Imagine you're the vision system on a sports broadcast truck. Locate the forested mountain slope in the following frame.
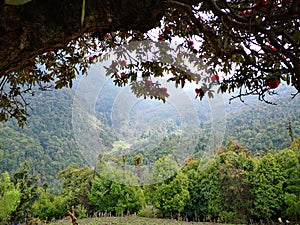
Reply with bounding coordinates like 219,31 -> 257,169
221,86 -> 300,152
0,83 -> 299,186
0,89 -> 88,185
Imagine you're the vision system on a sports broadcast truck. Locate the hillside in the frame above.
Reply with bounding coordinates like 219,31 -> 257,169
0,79 -> 299,187
0,89 -> 92,187
221,85 -> 300,152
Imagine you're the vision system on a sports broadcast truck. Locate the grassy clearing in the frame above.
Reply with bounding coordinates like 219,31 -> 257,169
110,141 -> 131,153
49,216 -> 227,225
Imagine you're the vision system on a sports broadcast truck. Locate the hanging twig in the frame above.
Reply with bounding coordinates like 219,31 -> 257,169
81,0 -> 86,26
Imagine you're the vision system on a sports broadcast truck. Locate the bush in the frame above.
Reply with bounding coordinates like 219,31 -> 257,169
137,205 -> 162,218
32,188 -> 68,220
291,137 -> 300,150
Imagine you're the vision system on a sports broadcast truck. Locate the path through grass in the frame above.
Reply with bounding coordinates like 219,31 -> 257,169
50,216 -> 228,225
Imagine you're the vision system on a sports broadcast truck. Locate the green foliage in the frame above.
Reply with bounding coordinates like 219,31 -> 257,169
89,177 -> 145,215
291,136 -> 300,150
274,148 -> 300,220
144,156 -> 180,213
75,204 -> 88,219
149,171 -> 189,218
32,187 -> 68,220
0,172 -> 20,224
10,163 -> 39,223
0,136 -> 299,223
0,89 -> 98,187
146,145 -> 300,223
1,1 -> 299,126
181,160 -> 208,221
246,148 -> 300,221
137,205 -> 162,218
283,193 -> 300,218
217,151 -> 254,223
249,153 -> 285,219
89,161 -> 145,215
1,86 -> 299,191
220,96 -> 300,153
58,164 -> 94,211
146,156 -> 179,185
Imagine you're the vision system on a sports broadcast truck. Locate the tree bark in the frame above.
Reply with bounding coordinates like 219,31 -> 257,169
0,0 -> 165,75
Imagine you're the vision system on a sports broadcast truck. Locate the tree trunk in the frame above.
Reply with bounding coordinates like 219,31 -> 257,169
0,0 -> 164,75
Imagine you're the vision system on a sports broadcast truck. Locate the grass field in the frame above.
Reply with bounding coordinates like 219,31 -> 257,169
49,216 -> 226,225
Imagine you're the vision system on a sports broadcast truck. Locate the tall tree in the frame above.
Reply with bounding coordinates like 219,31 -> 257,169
10,163 -> 39,224
0,0 -> 299,126
147,171 -> 190,218
274,148 -> 300,220
31,187 -> 69,220
0,172 -> 20,224
89,166 -> 145,215
58,164 -> 95,213
249,153 -> 285,220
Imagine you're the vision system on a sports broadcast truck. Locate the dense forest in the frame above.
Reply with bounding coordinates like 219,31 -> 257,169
0,89 -> 87,188
0,82 -> 299,187
222,86 -> 300,152
1,138 -> 299,224
0,80 -> 300,224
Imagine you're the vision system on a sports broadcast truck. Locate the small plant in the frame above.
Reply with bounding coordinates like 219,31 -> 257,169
75,205 -> 87,219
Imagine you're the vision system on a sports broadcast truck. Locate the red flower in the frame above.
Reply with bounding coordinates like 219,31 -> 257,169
267,44 -> 277,51
165,27 -> 171,33
242,9 -> 252,15
195,88 -> 205,96
158,35 -> 165,41
261,0 -> 270,6
105,33 -> 111,39
89,55 -> 94,61
119,60 -> 126,67
211,74 -> 220,82
187,40 -> 194,47
267,78 -> 280,89
120,73 -> 126,79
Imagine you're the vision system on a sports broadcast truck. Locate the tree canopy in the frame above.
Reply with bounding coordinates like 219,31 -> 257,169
0,0 -> 299,126
3,139 -> 300,224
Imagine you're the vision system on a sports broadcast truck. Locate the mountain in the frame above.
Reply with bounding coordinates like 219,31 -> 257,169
222,87 -> 300,152
0,75 -> 299,189
0,89 -> 89,188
